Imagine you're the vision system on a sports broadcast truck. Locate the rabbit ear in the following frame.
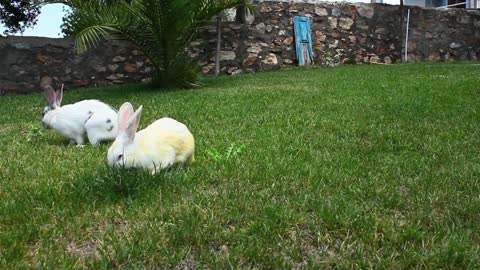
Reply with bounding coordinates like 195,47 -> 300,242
124,105 -> 143,141
45,87 -> 57,109
54,84 -> 64,107
118,102 -> 135,132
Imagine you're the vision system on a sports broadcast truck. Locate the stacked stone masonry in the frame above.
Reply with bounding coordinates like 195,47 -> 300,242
1,0 -> 479,94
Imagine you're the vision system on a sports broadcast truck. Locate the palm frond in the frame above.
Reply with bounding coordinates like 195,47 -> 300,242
74,25 -> 117,53
64,0 -> 250,88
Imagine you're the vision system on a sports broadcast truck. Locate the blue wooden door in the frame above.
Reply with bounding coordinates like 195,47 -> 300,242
294,16 -> 314,65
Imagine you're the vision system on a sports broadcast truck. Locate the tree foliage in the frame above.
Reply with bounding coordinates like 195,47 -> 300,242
0,0 -> 41,35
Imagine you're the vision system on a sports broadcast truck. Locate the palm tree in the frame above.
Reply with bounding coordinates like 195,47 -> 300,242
49,0 -> 251,88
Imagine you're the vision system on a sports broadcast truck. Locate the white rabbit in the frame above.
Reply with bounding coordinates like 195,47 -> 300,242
107,102 -> 195,173
41,84 -> 119,145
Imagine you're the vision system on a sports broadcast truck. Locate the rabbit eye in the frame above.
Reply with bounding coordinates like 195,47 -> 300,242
41,107 -> 49,117
117,154 -> 123,161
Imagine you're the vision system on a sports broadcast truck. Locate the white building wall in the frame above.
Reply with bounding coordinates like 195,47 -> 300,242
267,0 -> 479,7
404,0 -> 426,6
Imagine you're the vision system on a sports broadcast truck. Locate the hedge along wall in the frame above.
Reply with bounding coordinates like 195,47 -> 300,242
1,0 -> 479,95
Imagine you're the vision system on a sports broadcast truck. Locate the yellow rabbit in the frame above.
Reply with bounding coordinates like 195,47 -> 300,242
107,102 -> 194,174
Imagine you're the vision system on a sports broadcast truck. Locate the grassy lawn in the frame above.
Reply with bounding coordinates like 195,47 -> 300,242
1,62 -> 479,268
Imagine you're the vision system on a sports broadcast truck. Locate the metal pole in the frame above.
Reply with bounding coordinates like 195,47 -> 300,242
215,13 -> 222,76
405,9 -> 410,63
400,0 -> 405,62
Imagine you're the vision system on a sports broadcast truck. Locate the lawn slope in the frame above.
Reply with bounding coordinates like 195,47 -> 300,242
0,63 -> 479,268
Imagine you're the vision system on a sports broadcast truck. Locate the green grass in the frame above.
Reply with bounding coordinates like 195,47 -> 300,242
1,62 -> 480,269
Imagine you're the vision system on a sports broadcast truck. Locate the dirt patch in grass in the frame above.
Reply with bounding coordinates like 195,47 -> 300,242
175,256 -> 197,270
66,240 -> 100,260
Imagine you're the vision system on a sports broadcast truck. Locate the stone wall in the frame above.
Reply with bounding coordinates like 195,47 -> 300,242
190,1 -> 480,75
1,0 -> 479,94
0,37 -> 151,94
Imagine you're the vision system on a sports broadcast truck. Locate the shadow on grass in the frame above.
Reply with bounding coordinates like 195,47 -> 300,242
68,165 -> 191,203
65,83 -> 199,100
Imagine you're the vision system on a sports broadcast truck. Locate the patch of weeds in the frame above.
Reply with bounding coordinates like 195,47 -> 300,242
320,51 -> 341,67
206,143 -> 245,163
25,123 -> 45,143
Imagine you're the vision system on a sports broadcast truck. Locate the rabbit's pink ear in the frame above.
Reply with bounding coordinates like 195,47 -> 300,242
118,102 -> 135,132
45,87 -> 57,108
124,105 -> 143,141
54,84 -> 64,107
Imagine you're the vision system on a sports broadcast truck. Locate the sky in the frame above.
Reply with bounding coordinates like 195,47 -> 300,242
0,1 -> 400,38
0,4 -> 68,38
